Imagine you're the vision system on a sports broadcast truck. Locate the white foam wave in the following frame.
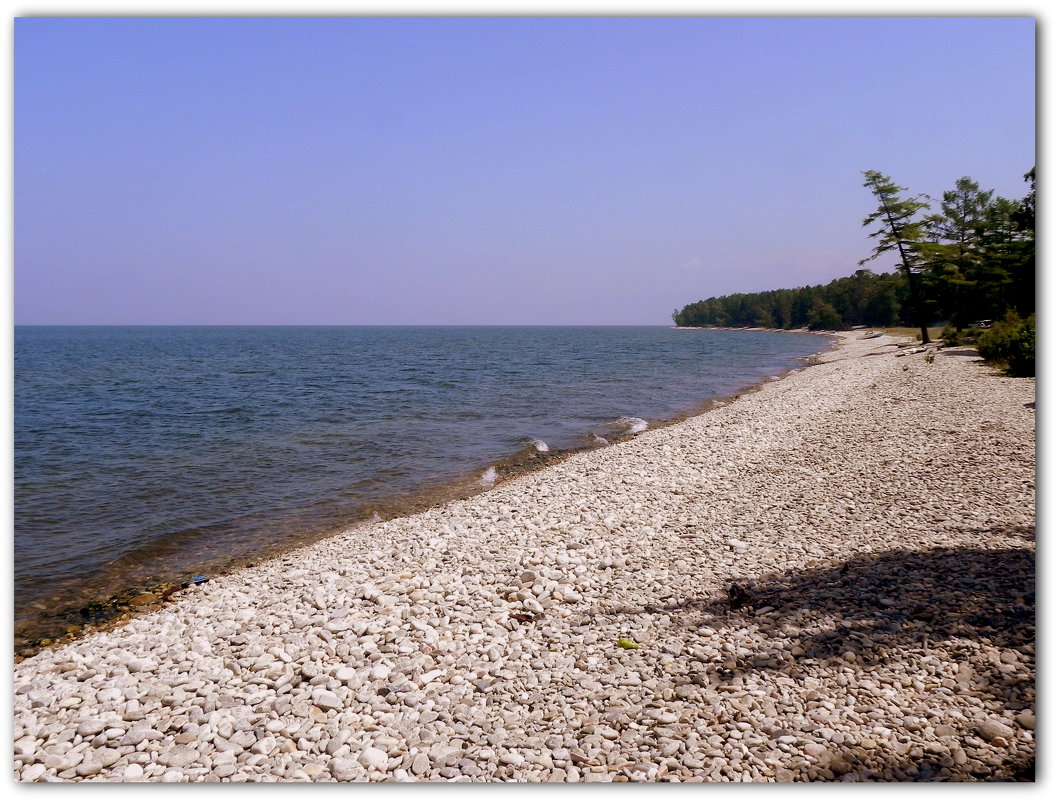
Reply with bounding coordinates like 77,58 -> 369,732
530,438 -> 549,453
479,466 -> 498,487
589,433 -> 609,446
617,416 -> 648,434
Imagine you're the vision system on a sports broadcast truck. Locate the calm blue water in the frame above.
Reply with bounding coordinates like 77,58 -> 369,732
14,326 -> 824,638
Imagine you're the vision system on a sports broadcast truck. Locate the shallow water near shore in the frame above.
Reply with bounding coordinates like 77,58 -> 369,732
14,325 -> 824,645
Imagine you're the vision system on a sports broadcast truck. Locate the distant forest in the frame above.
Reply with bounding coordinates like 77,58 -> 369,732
673,169 -> 1035,332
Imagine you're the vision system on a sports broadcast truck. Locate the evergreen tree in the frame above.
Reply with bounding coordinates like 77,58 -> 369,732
921,177 -> 993,329
1008,167 -> 1036,316
860,170 -> 932,343
673,166 -> 1033,336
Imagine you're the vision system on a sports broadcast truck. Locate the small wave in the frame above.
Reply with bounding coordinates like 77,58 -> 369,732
478,466 -> 498,487
588,433 -> 609,446
616,416 -> 648,435
530,438 -> 549,453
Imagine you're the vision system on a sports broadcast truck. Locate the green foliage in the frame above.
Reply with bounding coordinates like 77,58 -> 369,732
673,166 -> 1035,347
938,325 -> 962,346
860,170 -> 934,342
977,313 -> 1035,377
807,299 -> 843,330
1012,167 -> 1035,235
859,171 -> 931,270
672,269 -> 905,330
919,170 -> 1035,327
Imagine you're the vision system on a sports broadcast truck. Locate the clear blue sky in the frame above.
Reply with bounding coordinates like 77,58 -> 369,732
14,16 -> 1035,325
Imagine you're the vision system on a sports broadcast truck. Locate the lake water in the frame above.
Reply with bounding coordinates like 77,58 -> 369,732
14,325 -> 825,646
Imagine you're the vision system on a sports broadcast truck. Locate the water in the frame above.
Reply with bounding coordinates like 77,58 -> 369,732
14,325 -> 825,643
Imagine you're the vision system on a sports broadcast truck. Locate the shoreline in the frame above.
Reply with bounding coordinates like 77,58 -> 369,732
15,328 -> 836,656
14,332 -> 1035,782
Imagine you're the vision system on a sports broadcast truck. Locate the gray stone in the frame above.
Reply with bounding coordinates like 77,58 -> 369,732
76,718 -> 107,737
45,751 -> 83,771
98,748 -> 122,768
411,752 -> 431,776
120,727 -> 160,747
122,763 -> 144,781
313,690 -> 343,711
975,719 -> 1015,743
160,746 -> 201,768
803,743 -> 829,759
13,735 -> 38,757
329,757 -> 361,781
1015,711 -> 1035,730
75,759 -> 104,777
21,763 -> 47,781
358,746 -> 389,771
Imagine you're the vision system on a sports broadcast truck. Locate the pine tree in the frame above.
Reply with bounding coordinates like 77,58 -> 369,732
860,170 -> 932,343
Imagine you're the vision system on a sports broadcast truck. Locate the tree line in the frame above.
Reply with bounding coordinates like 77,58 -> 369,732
672,168 -> 1035,336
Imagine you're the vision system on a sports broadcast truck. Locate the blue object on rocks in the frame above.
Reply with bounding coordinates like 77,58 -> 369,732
191,576 -> 208,584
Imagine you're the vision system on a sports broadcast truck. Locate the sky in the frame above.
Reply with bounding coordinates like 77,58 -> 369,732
13,13 -> 1036,325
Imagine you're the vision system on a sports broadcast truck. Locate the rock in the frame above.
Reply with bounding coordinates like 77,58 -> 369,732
121,727 -> 161,747
22,763 -> 47,781
329,757 -> 361,781
358,747 -> 389,771
313,690 -> 343,711
584,771 -> 612,782
411,752 -> 431,776
160,746 -> 201,768
334,667 -> 357,683
98,748 -> 122,767
1015,711 -> 1035,730
803,743 -> 829,759
45,751 -> 82,771
123,763 -> 144,781
13,735 -> 38,757
975,719 -> 1015,743
76,718 -> 107,737
75,759 -> 104,777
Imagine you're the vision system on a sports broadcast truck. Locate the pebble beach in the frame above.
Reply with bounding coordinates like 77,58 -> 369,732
12,331 -> 1036,782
